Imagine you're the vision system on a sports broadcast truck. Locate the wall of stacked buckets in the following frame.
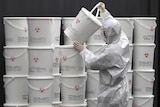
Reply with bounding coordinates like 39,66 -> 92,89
2,7 -> 157,107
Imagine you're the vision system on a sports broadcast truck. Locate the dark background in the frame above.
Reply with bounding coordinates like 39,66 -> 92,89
0,0 -> 159,107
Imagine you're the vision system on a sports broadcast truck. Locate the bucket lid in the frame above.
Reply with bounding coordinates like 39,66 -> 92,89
61,102 -> 87,107
52,73 -> 61,76
87,98 -> 98,101
3,75 -> 28,78
3,46 -> 28,49
133,95 -> 154,98
28,46 -> 54,49
61,72 -> 86,78
133,43 -> 156,47
133,17 -> 156,20
133,69 -> 155,72
52,101 -> 62,104
27,76 -> 53,80
81,7 -> 102,27
3,17 -> 27,20
87,70 -> 99,73
27,17 -> 61,20
3,103 -> 28,106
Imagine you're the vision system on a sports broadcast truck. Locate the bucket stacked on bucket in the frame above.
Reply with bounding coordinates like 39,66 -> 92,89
27,17 -> 62,107
116,18 -> 134,107
59,45 -> 87,107
3,17 -> 29,107
132,17 -> 157,107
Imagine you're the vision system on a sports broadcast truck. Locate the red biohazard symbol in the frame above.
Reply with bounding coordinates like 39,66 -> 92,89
150,26 -> 154,31
74,85 -> 80,90
10,56 -> 16,61
75,19 -> 80,24
39,88 -> 45,93
35,27 -> 40,32
144,53 -> 149,58
24,27 -> 28,32
62,56 -> 67,61
55,57 -> 59,63
128,80 -> 132,84
34,57 -> 39,62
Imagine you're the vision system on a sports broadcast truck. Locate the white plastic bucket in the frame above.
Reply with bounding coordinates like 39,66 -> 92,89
87,98 -> 98,107
60,45 -> 85,75
86,70 -> 99,98
129,44 -> 133,70
27,76 -> 53,107
87,17 -> 106,45
61,103 -> 87,107
133,70 -> 155,96
52,74 -> 61,102
62,17 -> 75,45
3,46 -> 28,75
133,95 -> 154,107
64,4 -> 102,43
133,44 -> 155,70
134,17 -> 157,43
127,96 -> 133,107
28,47 -> 54,77
116,18 -> 134,44
27,17 -> 61,46
60,73 -> 87,104
3,103 -> 28,107
52,46 -> 60,74
3,75 -> 28,104
52,101 -> 62,107
127,70 -> 133,97
3,17 -> 28,46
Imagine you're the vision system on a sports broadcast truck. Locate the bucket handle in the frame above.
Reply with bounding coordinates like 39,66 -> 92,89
3,19 -> 27,31
88,72 -> 99,81
134,19 -> 157,31
90,3 -> 101,17
135,96 -> 153,106
135,72 -> 155,83
60,77 -> 87,90
61,51 -> 79,60
3,49 -> 27,59
27,81 -> 53,92
125,19 -> 134,29
3,76 -> 15,87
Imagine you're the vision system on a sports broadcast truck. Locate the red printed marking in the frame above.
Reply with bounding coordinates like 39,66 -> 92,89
34,57 -> 39,62
35,27 -> 40,32
128,80 -> 132,84
10,56 -> 16,61
55,57 -> 59,63
150,26 -> 154,31
144,53 -> 149,58
75,19 -> 80,24
39,88 -> 45,93
63,56 -> 67,61
151,78 -> 155,83
24,27 -> 28,32
74,85 -> 80,90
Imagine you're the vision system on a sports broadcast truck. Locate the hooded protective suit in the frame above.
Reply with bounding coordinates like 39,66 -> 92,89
80,10 -> 130,107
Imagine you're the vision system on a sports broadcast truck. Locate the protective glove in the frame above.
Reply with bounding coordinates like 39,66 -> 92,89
97,2 -> 106,13
73,41 -> 84,52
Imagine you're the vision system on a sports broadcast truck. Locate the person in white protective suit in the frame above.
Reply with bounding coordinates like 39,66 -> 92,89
73,2 -> 130,107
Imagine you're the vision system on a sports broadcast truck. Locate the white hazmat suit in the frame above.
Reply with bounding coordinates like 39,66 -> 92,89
73,3 -> 130,107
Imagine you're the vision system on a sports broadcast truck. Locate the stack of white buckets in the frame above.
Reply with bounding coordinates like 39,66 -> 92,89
132,17 -> 156,107
3,17 -> 29,107
3,16 -> 157,107
3,17 -> 62,107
